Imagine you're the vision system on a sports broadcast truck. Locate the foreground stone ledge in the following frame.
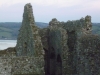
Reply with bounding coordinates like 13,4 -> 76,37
0,56 -> 44,75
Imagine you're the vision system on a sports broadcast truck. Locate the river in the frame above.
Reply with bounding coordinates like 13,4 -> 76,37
0,40 -> 17,50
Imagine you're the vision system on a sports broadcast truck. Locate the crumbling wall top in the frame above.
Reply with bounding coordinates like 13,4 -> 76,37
23,3 -> 35,23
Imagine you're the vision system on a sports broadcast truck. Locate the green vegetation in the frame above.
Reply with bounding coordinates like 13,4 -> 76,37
0,27 -> 12,32
0,32 -> 12,37
92,23 -> 100,35
0,22 -> 99,40
0,22 -> 48,39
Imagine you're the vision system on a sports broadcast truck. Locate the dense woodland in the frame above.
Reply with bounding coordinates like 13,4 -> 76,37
0,22 -> 99,40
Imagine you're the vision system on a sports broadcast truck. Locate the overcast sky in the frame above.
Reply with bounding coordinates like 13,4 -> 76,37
0,0 -> 100,23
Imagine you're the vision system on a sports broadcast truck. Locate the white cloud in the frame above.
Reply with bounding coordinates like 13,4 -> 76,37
0,0 -> 94,7
1,0 -> 100,8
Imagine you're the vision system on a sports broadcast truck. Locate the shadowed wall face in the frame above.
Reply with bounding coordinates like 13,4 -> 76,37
48,28 -> 62,75
67,30 -> 77,74
41,16 -> 92,75
77,35 -> 100,75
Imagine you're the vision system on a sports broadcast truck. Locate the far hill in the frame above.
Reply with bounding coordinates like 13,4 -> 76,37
0,22 -> 100,40
0,22 -> 48,40
92,23 -> 100,34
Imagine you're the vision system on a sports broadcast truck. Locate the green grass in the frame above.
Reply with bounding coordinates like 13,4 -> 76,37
0,32 -> 12,38
0,27 -> 13,32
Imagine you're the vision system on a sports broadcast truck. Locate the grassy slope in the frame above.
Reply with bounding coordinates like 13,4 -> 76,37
0,26 -> 13,39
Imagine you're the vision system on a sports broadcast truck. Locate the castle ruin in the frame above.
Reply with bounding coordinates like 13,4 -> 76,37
0,3 -> 100,75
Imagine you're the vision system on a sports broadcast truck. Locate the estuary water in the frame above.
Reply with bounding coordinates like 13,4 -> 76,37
0,40 -> 17,50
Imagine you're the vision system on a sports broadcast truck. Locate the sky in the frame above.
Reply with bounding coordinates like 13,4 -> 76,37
0,0 -> 100,23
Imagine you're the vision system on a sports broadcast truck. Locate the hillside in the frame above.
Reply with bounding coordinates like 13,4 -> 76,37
92,23 -> 100,35
0,22 -> 48,39
0,22 -> 100,40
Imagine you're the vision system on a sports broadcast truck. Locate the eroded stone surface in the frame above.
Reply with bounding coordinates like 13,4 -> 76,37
16,3 -> 44,57
0,3 -> 100,75
0,3 -> 44,75
0,57 -> 12,75
39,16 -> 94,75
77,35 -> 100,75
0,47 -> 16,57
12,56 -> 44,75
15,3 -> 44,75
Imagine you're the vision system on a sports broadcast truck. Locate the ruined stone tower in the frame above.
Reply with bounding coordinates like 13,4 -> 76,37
16,3 -> 44,57
0,3 -> 100,75
15,3 -> 44,75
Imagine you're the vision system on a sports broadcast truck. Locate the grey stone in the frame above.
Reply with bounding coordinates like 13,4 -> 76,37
16,3 -> 44,57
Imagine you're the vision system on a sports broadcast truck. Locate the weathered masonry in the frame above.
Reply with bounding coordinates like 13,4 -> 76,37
39,16 -> 93,75
0,3 -> 100,75
0,3 -> 44,75
15,3 -> 44,75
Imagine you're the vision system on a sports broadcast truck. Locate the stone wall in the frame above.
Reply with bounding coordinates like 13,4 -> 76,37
39,16 -> 92,75
63,15 -> 92,35
63,15 -> 92,75
16,3 -> 44,57
15,3 -> 44,75
0,2 -> 100,75
12,56 -> 44,75
0,3 -> 44,75
0,56 -> 44,75
0,47 -> 16,75
39,18 -> 68,75
0,57 -> 12,75
76,35 -> 100,75
0,47 -> 16,57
